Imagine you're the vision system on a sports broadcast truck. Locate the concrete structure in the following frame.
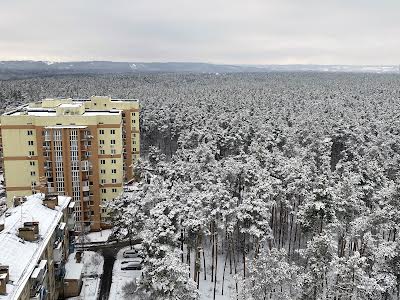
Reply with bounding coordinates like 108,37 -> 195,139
63,259 -> 83,298
0,194 -> 74,300
0,96 -> 140,231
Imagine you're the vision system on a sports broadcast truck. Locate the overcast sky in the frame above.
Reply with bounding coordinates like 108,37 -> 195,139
0,0 -> 399,65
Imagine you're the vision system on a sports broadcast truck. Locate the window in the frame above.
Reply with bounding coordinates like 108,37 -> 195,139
27,130 -> 33,135
30,171 -> 36,176
133,148 -> 137,152
111,159 -> 116,164
133,119 -> 136,124
112,188 -> 117,193
29,151 -> 35,156
101,188 -> 106,193
100,149 -> 105,155
99,129 -> 104,134
91,210 -> 95,215
112,178 -> 117,183
30,161 -> 35,166
100,140 -> 105,145
111,169 -> 116,174
110,129 -> 115,134
101,179 -> 106,184
102,208 -> 107,213
100,159 -> 105,164
133,140 -> 136,144
111,149 -> 116,155
101,169 -> 106,174
110,139 -> 116,145
28,141 -> 34,146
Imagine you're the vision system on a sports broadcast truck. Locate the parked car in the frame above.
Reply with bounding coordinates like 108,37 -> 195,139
122,249 -> 142,258
121,261 -> 142,270
121,258 -> 143,264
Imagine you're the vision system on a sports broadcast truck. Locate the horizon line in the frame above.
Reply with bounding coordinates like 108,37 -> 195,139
0,60 -> 399,67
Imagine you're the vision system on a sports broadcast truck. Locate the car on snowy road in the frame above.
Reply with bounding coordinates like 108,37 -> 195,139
121,261 -> 142,270
122,249 -> 143,258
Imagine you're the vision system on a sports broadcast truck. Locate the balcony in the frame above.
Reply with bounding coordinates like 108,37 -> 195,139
82,181 -> 90,192
67,214 -> 75,231
44,134 -> 51,141
30,260 -> 48,298
54,262 -> 66,281
53,240 -> 63,263
81,161 -> 91,172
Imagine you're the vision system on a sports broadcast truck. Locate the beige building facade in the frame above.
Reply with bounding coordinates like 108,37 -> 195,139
0,96 -> 140,231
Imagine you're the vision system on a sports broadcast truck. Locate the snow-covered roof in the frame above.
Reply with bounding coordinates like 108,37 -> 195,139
0,194 -> 71,300
59,103 -> 83,108
45,125 -> 88,129
64,262 -> 83,280
7,109 -> 121,117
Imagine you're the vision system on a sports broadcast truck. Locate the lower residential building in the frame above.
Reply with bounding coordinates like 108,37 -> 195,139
0,193 -> 75,300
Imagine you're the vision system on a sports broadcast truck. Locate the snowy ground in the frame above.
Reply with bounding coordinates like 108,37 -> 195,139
67,251 -> 104,300
109,245 -> 239,300
192,249 -> 237,300
109,246 -> 142,300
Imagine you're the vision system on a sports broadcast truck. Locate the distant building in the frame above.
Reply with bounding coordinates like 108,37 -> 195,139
0,194 -> 74,300
0,96 -> 140,231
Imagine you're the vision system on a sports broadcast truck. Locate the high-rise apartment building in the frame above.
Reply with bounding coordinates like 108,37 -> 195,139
0,96 -> 140,231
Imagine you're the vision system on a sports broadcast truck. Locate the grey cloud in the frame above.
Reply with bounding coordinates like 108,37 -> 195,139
0,0 -> 399,64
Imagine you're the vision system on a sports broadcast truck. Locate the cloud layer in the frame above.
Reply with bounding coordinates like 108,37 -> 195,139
0,0 -> 399,64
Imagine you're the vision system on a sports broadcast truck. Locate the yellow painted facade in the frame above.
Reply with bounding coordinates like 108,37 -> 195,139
0,96 -> 140,231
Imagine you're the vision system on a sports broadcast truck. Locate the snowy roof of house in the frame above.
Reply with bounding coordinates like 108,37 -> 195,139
6,109 -> 121,117
59,103 -> 83,108
0,194 -> 71,300
64,262 -> 83,280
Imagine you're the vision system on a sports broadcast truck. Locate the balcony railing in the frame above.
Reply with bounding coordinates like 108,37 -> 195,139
82,181 -> 90,191
81,161 -> 91,171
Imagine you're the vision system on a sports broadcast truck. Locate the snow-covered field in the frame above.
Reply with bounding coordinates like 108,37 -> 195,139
67,251 -> 104,300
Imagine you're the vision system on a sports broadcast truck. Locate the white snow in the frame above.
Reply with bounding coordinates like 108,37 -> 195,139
109,246 -> 142,300
65,259 -> 84,280
108,245 -> 237,299
187,247 -> 237,300
85,229 -> 112,243
66,251 -> 104,300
